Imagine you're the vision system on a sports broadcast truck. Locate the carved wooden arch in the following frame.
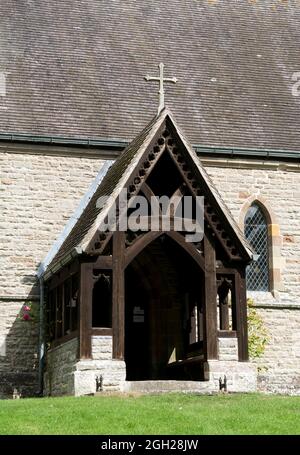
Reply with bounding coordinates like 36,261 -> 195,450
238,195 -> 283,294
124,230 -> 205,271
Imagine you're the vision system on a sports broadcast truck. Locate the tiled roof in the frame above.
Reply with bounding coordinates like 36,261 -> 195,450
0,1 -> 300,150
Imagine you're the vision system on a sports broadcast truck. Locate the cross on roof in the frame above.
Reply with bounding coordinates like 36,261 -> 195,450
144,63 -> 177,114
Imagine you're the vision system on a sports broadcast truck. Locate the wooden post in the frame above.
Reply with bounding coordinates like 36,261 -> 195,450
61,282 -> 65,337
112,231 -> 125,359
79,262 -> 93,359
54,287 -> 58,340
233,267 -> 249,361
203,234 -> 218,360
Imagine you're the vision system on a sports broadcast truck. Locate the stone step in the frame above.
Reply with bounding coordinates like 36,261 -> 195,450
121,380 -> 217,394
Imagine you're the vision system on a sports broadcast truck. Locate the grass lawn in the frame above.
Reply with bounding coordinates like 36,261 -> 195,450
0,393 -> 299,435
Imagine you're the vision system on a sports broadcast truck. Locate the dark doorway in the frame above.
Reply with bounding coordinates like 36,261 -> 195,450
125,234 -> 205,381
125,265 -> 150,380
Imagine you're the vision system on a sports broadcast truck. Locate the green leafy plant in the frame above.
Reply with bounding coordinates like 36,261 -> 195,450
247,298 -> 269,360
17,301 -> 38,322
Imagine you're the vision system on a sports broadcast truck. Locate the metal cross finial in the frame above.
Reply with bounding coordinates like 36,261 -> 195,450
144,63 -> 177,114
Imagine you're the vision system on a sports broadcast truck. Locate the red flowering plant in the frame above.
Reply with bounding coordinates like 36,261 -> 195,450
18,302 -> 37,322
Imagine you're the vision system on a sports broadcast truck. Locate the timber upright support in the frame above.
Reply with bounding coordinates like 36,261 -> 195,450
203,234 -> 218,360
79,262 -> 93,359
112,230 -> 125,360
234,267 -> 249,361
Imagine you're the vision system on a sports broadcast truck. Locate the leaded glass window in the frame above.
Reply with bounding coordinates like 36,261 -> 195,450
244,204 -> 269,291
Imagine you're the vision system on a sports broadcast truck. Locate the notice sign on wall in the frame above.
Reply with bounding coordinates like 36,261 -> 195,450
133,306 -> 144,323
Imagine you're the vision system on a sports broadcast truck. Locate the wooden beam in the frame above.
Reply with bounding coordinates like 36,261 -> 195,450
219,297 -> 230,331
47,259 -> 80,289
94,255 -> 113,269
216,267 -> 238,275
61,281 -> 65,337
79,262 -> 93,359
231,272 -> 238,332
54,287 -> 58,340
140,182 -> 162,215
112,231 -> 125,359
217,330 -> 237,338
92,328 -> 113,336
50,330 -> 79,350
203,234 -> 218,360
70,273 -> 73,332
234,267 -> 249,361
169,186 -> 185,218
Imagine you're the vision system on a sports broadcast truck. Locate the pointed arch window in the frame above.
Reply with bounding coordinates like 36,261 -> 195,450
244,203 -> 270,291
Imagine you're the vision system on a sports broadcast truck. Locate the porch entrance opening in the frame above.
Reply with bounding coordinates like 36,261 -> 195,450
125,234 -> 205,381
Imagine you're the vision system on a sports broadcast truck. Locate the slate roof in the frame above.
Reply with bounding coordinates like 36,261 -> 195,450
0,0 -> 300,150
44,108 -> 253,277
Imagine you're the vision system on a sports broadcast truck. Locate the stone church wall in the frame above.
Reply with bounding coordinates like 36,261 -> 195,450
0,149 -> 104,396
205,159 -> 300,395
255,308 -> 300,395
0,298 -> 39,398
44,337 -> 78,396
74,336 -> 126,395
92,335 -> 113,360
44,336 -> 126,396
1,147 -> 300,395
